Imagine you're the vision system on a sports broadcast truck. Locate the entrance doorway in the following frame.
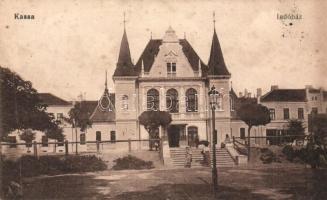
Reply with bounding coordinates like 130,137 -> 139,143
168,125 -> 180,147
187,126 -> 198,147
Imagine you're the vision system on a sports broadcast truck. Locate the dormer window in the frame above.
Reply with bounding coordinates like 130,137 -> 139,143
167,62 -> 176,77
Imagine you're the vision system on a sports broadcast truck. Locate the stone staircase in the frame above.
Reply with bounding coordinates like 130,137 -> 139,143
211,148 -> 235,167
169,147 -> 235,168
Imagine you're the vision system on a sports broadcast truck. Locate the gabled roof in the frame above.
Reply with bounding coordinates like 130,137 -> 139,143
134,39 -> 207,76
261,89 -> 306,102
113,29 -> 135,76
89,90 -> 115,123
207,29 -> 230,76
38,93 -> 71,106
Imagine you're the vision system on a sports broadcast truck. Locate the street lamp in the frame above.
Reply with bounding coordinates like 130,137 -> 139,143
208,85 -> 220,197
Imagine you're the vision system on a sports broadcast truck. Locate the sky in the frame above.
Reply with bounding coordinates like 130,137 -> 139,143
0,0 -> 326,101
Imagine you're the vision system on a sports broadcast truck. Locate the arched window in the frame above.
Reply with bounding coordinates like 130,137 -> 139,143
147,89 -> 159,111
186,88 -> 198,112
122,95 -> 128,110
166,88 -> 179,113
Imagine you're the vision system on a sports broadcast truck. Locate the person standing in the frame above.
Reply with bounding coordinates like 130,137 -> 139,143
195,135 -> 199,148
185,147 -> 192,168
201,144 -> 210,167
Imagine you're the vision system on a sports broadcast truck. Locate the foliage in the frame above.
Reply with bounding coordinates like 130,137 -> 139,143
0,66 -> 62,140
282,145 -> 296,161
112,155 -> 154,170
259,148 -> 279,164
287,119 -> 305,142
139,111 -> 172,150
282,144 -> 327,168
236,102 -> 270,160
1,155 -> 107,177
237,103 -> 271,129
309,114 -> 327,146
67,102 -> 92,132
139,111 -> 172,136
19,129 -> 36,143
45,126 -> 65,141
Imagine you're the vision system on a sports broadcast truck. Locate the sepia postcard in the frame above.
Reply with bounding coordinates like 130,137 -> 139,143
0,0 -> 327,199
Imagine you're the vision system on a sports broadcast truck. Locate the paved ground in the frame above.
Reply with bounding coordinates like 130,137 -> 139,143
21,166 -> 327,200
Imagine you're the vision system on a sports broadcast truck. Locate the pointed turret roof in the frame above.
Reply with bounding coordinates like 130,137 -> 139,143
90,72 -> 115,122
113,28 -> 136,76
207,28 -> 230,76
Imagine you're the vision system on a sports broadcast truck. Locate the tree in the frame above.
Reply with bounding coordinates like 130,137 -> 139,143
0,66 -> 63,140
66,101 -> 92,154
237,103 -> 271,160
287,119 -> 305,142
138,111 -> 172,150
305,114 -> 327,168
19,129 -> 36,147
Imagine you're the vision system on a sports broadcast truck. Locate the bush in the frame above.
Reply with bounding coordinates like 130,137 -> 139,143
260,148 -> 278,164
112,155 -> 154,170
282,145 -> 295,161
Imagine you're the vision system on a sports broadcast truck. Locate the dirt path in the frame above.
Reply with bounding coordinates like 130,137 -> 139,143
21,167 -> 327,199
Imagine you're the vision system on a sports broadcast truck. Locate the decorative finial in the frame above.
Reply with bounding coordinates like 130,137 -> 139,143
213,11 -> 216,30
141,59 -> 145,76
105,70 -> 108,90
123,12 -> 126,30
198,59 -> 202,77
231,81 -> 233,89
184,32 -> 186,39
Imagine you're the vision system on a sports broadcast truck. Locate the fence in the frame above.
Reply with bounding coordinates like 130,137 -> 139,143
232,135 -> 309,155
1,139 -> 162,160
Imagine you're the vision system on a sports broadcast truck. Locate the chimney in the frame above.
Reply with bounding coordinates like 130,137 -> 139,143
257,88 -> 262,97
305,85 -> 313,89
271,85 -> 278,91
239,92 -> 243,97
248,92 -> 252,98
257,88 -> 262,103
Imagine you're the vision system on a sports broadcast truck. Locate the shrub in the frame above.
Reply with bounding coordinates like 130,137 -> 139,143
260,148 -> 277,164
112,155 -> 154,170
282,145 -> 295,161
62,155 -> 107,172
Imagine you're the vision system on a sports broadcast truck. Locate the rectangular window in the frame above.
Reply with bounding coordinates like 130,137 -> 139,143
80,133 -> 86,145
240,128 -> 245,139
312,107 -> 318,115
42,136 -> 48,147
283,108 -> 290,120
110,131 -> 116,143
167,62 -> 176,77
298,108 -> 304,119
58,137 -> 64,146
269,109 -> 275,120
96,131 -> 101,141
57,113 -> 63,121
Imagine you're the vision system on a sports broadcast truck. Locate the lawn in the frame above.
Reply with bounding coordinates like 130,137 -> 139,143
18,166 -> 327,200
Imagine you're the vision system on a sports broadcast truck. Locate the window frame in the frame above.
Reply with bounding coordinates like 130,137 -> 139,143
283,108 -> 290,120
186,88 -> 198,112
167,62 -> 177,77
269,108 -> 275,120
147,89 -> 160,111
166,88 -> 179,113
298,108 -> 304,119
121,95 -> 129,110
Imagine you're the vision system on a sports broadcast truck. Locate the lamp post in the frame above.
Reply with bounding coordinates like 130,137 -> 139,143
208,85 -> 219,197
